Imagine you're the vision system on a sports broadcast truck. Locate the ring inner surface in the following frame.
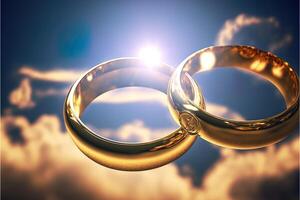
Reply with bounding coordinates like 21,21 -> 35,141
70,59 -> 201,145
75,68 -> 170,116
182,46 -> 299,121
65,59 -> 201,169
81,71 -> 167,144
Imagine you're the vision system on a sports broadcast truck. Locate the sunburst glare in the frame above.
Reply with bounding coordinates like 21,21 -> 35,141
138,45 -> 162,67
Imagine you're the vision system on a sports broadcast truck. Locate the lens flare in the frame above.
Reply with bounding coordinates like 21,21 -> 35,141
138,46 -> 162,67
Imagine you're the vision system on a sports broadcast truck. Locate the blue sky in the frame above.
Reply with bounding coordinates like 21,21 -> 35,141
1,0 -> 299,200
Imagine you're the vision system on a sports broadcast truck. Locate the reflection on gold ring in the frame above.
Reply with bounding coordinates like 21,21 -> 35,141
168,45 -> 299,149
64,58 -> 203,171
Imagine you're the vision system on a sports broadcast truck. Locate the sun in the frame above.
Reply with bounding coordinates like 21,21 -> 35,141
138,45 -> 162,67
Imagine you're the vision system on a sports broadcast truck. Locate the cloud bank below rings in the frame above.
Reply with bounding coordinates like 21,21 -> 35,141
1,114 -> 299,200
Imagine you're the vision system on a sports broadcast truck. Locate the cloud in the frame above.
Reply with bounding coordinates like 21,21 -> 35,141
9,79 -> 35,109
229,170 -> 299,200
19,66 -> 84,83
1,113 -> 298,200
94,87 -> 167,105
198,137 -> 299,200
96,89 -> 243,120
268,34 -> 293,52
216,14 -> 279,45
9,81 -> 244,122
41,87 -> 244,120
206,103 -> 244,120
1,114 -> 200,200
97,90 -> 244,121
215,14 -> 292,52
98,120 -> 174,142
35,88 -> 69,97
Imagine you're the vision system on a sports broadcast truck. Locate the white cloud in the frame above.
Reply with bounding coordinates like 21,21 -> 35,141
19,66 -> 84,83
10,81 -> 244,122
215,14 -> 292,52
98,120 -> 174,142
1,114 -> 200,200
216,14 -> 279,46
268,34 -> 293,52
35,88 -> 69,97
94,87 -> 167,105
199,137 -> 299,199
1,114 -> 298,200
9,79 -> 35,109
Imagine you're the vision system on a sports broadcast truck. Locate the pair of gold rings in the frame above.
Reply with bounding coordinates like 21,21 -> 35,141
64,45 -> 299,171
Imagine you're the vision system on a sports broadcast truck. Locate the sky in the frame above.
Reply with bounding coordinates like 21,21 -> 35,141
1,0 -> 299,200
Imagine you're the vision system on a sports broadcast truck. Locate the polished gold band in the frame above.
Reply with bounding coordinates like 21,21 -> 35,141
63,58 -> 204,171
168,45 -> 299,149
64,46 -> 299,171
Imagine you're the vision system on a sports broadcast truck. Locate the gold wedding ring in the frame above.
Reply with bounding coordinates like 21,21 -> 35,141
168,45 -> 299,149
64,46 -> 299,171
64,58 -> 204,171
